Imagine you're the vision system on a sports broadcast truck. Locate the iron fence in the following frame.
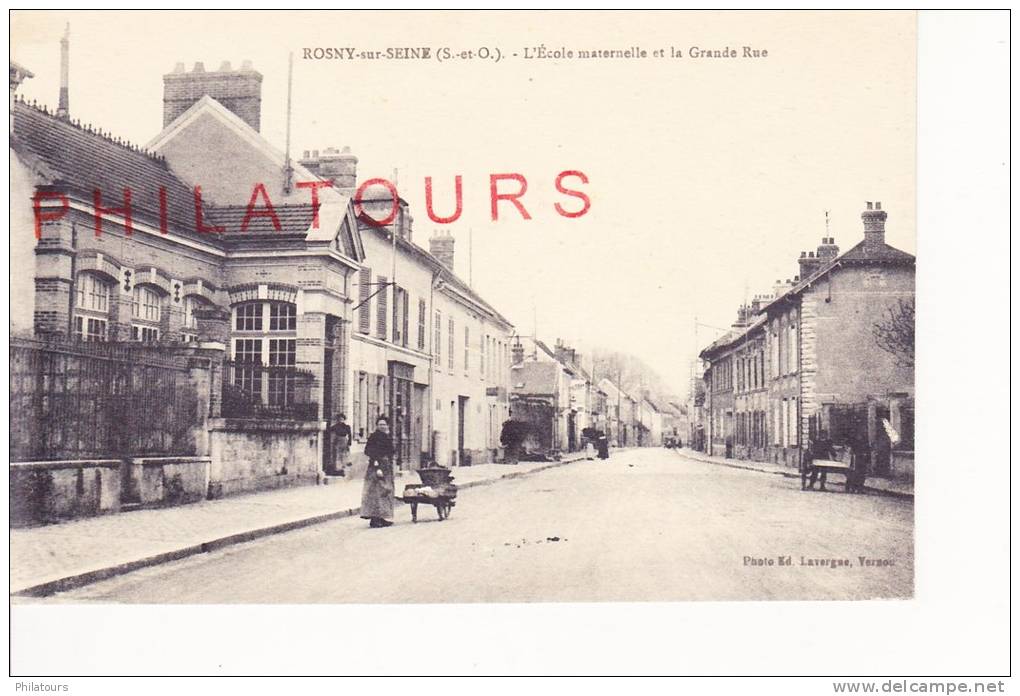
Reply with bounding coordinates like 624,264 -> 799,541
221,361 -> 318,420
9,337 -> 201,461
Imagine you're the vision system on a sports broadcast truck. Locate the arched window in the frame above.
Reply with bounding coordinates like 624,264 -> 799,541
231,301 -> 298,408
130,285 -> 163,342
73,272 -> 111,342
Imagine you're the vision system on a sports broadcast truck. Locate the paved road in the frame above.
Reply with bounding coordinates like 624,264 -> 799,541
45,448 -> 914,603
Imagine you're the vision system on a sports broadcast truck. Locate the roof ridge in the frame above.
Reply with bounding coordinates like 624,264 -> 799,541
13,95 -> 169,165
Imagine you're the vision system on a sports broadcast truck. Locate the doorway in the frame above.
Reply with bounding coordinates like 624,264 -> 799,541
322,347 -> 334,474
458,396 -> 468,466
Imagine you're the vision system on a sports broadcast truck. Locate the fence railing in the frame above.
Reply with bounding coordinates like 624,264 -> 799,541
221,361 -> 319,421
10,337 -> 200,461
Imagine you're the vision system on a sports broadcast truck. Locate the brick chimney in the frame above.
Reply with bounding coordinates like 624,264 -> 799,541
732,305 -> 751,328
862,201 -> 887,253
816,236 -> 839,262
798,251 -> 820,280
554,340 -> 578,368
430,230 -> 455,271
511,339 -> 525,366
57,24 -> 69,119
299,146 -> 358,190
163,60 -> 263,131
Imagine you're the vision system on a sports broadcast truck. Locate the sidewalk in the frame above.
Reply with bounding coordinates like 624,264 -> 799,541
10,454 -> 591,597
671,447 -> 914,499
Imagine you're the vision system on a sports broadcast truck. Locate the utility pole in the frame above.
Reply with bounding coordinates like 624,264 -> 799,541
282,52 -> 294,194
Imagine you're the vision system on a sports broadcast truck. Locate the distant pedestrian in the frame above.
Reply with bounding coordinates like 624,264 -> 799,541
500,415 -> 526,465
329,414 -> 352,476
581,427 -> 597,460
803,435 -> 838,491
596,429 -> 609,459
361,415 -> 395,528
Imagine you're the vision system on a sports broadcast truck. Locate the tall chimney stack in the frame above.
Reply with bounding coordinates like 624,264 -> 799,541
429,230 -> 455,271
862,201 -> 887,253
299,146 -> 358,190
798,250 -> 820,280
163,60 -> 263,131
511,339 -> 525,366
816,236 -> 839,262
56,24 -> 69,119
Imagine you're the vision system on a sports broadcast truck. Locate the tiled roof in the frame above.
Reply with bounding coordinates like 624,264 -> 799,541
11,98 -> 203,237
699,314 -> 767,359
208,205 -> 317,236
838,240 -> 915,264
511,361 -> 559,396
762,239 -> 915,312
11,99 -> 328,243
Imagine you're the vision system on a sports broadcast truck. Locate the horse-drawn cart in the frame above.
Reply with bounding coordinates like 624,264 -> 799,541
401,467 -> 458,522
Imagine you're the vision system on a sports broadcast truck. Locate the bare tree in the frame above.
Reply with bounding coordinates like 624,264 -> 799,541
873,298 -> 915,368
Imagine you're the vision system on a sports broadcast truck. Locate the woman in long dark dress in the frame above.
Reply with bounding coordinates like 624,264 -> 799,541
361,416 -> 396,528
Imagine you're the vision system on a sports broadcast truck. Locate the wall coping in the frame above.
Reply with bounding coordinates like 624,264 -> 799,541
11,459 -> 122,471
130,456 -> 212,466
208,418 -> 324,433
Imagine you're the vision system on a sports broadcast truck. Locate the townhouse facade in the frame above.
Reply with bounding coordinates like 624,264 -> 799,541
699,203 -> 915,476
11,53 -> 518,501
11,61 -> 366,493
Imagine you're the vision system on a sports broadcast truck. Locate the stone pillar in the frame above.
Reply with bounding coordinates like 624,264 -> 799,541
168,342 -> 226,455
193,305 -> 231,344
33,217 -> 75,337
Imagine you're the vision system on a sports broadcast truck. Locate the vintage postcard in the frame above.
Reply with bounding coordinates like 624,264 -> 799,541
12,10 -> 988,680
8,9 -> 917,605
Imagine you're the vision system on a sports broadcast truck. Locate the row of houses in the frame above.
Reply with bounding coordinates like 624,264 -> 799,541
9,52 -> 527,506
506,334 -> 687,455
10,43 -> 687,516
690,204 -> 915,481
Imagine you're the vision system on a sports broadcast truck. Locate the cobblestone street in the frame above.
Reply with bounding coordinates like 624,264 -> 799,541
39,448 -> 913,603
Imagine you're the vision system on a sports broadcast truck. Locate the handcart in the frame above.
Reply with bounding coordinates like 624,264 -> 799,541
401,467 -> 458,522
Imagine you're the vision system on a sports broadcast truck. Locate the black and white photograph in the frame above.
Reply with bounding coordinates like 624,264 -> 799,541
6,9 -> 1010,682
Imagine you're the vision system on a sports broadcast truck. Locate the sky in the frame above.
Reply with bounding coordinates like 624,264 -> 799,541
10,11 -> 917,397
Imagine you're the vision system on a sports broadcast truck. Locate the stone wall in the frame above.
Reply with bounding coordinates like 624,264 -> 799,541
10,459 -> 122,527
208,418 -> 323,497
125,456 -> 211,507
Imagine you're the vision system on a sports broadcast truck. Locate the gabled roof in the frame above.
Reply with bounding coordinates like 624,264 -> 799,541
598,377 -> 636,404
762,239 -> 915,313
209,205 -> 317,237
699,314 -> 767,360
642,397 -> 663,413
11,97 -> 202,237
510,361 -> 559,396
12,96 -> 363,259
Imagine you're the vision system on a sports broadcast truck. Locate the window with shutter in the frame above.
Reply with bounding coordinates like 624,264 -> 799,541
417,299 -> 426,350
392,286 -> 401,345
376,275 -> 388,340
435,311 -> 442,361
448,318 -> 455,370
402,290 -> 410,348
787,395 -> 795,444
789,316 -> 798,374
358,268 -> 371,334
